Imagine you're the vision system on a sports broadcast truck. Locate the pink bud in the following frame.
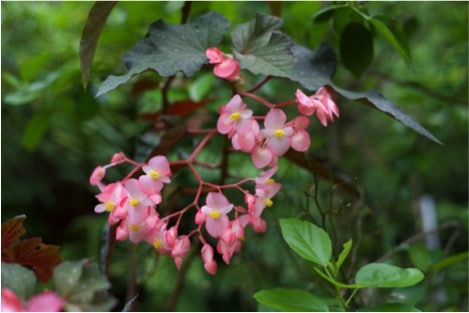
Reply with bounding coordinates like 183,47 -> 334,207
89,166 -> 105,186
111,152 -> 126,164
204,260 -> 217,275
195,211 -> 206,225
171,236 -> 190,258
206,47 -> 225,63
165,227 -> 178,247
26,291 -> 64,312
214,58 -> 240,80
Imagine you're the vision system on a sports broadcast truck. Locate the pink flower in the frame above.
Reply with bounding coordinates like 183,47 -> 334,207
139,156 -> 172,203
201,244 -> 217,275
201,192 -> 233,238
251,145 -> 274,169
261,109 -> 294,156
231,119 -> 260,152
295,87 -> 339,127
217,95 -> 253,136
1,288 -> 64,312
124,178 -> 153,210
171,236 -> 191,269
206,47 -> 240,80
94,182 -> 128,220
288,116 -> 311,152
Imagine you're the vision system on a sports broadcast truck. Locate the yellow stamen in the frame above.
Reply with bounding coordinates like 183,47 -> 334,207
149,170 -> 160,179
274,129 -> 285,138
129,198 -> 139,207
265,198 -> 273,207
130,224 -> 140,231
105,201 -> 115,212
267,178 -> 275,184
229,112 -> 241,121
153,239 -> 162,249
209,211 -> 221,219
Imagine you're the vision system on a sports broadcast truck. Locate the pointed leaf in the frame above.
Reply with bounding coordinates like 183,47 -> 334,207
340,22 -> 374,78
279,218 -> 331,267
254,288 -> 329,312
232,13 -> 294,77
290,43 -> 336,91
2,215 -> 62,283
369,15 -> 411,63
80,1 -> 117,89
97,12 -> 229,96
355,263 -> 424,288
331,85 -> 442,144
1,263 -> 36,300
336,239 -> 353,272
2,215 -> 27,259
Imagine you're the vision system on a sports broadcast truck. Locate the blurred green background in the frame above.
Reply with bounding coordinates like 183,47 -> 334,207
2,1 -> 467,311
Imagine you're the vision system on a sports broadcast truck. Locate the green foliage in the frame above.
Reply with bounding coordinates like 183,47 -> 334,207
1,263 -> 37,299
355,263 -> 424,288
253,288 -> 329,312
1,1 -> 467,311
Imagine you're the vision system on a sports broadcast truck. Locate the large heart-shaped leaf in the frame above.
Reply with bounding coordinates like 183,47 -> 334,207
279,218 -> 331,267
355,262 -> 424,288
232,13 -> 294,77
254,288 -> 329,312
97,12 -> 229,96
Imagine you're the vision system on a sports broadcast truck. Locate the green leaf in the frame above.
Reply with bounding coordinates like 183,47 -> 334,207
331,85 -> 442,144
431,251 -> 469,273
279,218 -> 331,267
253,288 -> 329,312
369,15 -> 411,63
408,244 -> 443,272
97,12 -> 229,97
1,263 -> 36,299
340,22 -> 374,78
54,259 -> 117,311
232,13 -> 294,77
290,43 -> 336,91
336,239 -> 353,272
312,5 -> 343,24
355,263 -> 424,288
80,1 -> 117,89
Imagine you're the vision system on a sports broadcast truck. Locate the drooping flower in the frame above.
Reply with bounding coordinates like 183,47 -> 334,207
201,244 -> 217,275
206,47 -> 240,80
201,192 -> 233,238
217,95 -> 253,136
295,87 -> 339,127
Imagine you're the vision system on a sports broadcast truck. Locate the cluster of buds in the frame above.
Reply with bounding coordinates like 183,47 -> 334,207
90,47 -> 339,275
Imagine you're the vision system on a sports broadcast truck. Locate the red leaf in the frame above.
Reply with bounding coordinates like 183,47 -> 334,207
1,215 -> 26,261
1,215 -> 62,283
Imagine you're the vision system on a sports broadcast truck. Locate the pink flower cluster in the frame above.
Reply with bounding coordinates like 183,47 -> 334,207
90,154 -> 192,269
217,94 -> 311,168
90,152 -> 282,275
295,87 -> 339,127
1,288 -> 64,312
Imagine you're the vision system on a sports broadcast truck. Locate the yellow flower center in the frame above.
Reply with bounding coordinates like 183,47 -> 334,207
153,239 -> 162,249
209,211 -> 221,219
274,129 -> 285,138
229,112 -> 241,121
129,198 -> 139,207
149,170 -> 160,179
105,201 -> 115,212
267,178 -> 275,184
130,224 -> 140,232
264,198 -> 273,207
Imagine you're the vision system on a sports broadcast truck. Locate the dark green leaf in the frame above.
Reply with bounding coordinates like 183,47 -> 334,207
340,22 -> 374,78
97,12 -> 229,97
279,218 -> 331,267
254,288 -> 329,312
432,251 -> 469,273
1,263 -> 36,300
290,43 -> 336,91
80,1 -> 117,89
355,263 -> 424,288
232,13 -> 294,77
408,244 -> 443,272
312,4 -> 347,24
331,85 -> 442,144
370,15 -> 411,63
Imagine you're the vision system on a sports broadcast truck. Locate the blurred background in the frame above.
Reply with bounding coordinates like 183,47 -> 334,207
2,2 -> 467,311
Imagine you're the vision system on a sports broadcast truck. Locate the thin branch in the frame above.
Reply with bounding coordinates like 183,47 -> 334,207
246,75 -> 272,93
375,220 -> 460,262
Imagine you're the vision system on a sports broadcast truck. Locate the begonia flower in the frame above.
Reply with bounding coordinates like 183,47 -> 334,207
295,87 -> 339,127
261,109 -> 294,156
201,192 -> 233,238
